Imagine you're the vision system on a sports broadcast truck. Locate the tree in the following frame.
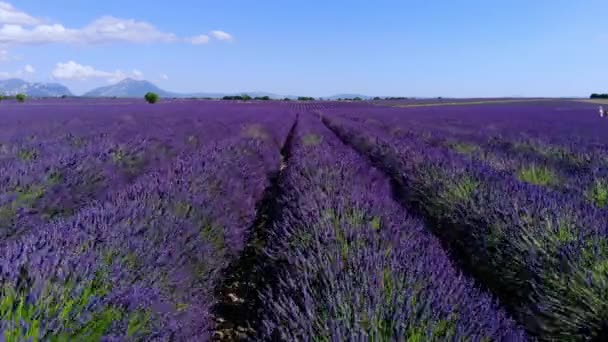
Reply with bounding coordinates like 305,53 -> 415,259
223,95 -> 251,100
373,96 -> 382,101
591,93 -> 608,99
16,94 -> 26,102
144,92 -> 159,104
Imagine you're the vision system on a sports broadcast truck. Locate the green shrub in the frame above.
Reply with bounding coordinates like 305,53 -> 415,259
445,177 -> 479,202
450,142 -> 478,154
15,94 -> 26,102
242,124 -> 269,140
517,165 -> 557,186
144,92 -> 159,104
302,133 -> 322,146
586,180 -> 608,208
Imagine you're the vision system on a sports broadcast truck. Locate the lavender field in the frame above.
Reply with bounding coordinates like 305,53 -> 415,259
1,98 -> 606,341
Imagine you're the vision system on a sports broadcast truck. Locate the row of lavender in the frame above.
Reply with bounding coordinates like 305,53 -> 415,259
0,103 -> 294,339
322,103 -> 608,340
0,103 -> 291,243
0,100 -> 291,166
347,101 -> 608,209
428,129 -> 608,209
259,113 -> 526,340
366,100 -> 608,148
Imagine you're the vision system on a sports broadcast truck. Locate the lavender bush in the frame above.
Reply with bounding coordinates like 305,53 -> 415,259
260,114 -> 526,340
324,112 -> 608,340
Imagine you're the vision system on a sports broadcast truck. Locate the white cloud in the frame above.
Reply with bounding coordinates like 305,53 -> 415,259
159,73 -> 168,80
189,34 -> 209,45
80,16 -> 177,44
51,60 -> 142,83
189,31 -> 235,44
52,61 -> 113,80
132,69 -> 143,79
0,3 -> 233,46
0,48 -> 18,61
210,30 -> 233,41
0,23 -> 80,44
0,17 -> 177,45
0,2 -> 41,25
0,63 -> 35,78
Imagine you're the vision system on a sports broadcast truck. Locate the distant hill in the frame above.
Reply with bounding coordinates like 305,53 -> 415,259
0,79 -> 72,97
187,91 -> 284,99
82,78 -> 290,99
327,93 -> 374,100
78,78 -> 384,99
82,78 -> 176,98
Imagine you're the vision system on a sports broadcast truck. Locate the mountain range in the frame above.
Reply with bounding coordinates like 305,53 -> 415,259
0,78 -> 375,99
81,79 -> 316,99
82,78 -> 175,98
0,79 -> 72,97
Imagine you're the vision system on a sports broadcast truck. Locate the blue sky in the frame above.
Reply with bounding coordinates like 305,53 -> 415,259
2,0 -> 607,97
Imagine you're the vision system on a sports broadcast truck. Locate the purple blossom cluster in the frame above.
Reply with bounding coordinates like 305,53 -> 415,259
322,103 -> 608,340
0,101 -> 295,340
0,102 -> 294,242
344,101 -> 608,209
260,113 -> 526,340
